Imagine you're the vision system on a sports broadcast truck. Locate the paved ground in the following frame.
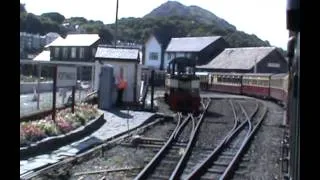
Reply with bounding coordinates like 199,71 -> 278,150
20,90 -> 89,116
20,109 -> 154,178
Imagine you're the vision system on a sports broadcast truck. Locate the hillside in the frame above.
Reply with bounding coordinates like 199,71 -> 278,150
144,1 -> 236,32
20,1 -> 287,54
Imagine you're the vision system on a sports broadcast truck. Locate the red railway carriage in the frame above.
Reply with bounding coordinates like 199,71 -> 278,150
241,73 -> 272,98
270,73 -> 289,104
209,73 -> 242,94
196,72 -> 209,90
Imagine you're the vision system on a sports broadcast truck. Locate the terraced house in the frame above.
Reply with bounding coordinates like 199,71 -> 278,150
49,34 -> 101,80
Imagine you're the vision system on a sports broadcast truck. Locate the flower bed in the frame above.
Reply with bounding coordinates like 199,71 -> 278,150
20,103 -> 100,147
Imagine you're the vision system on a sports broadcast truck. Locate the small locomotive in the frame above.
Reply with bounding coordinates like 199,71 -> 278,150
164,57 -> 201,113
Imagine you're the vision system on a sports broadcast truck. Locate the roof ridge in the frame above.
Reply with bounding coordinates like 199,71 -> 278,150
224,46 -> 276,50
172,36 -> 221,39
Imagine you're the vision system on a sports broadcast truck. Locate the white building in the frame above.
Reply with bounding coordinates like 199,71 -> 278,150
95,46 -> 141,103
143,33 -> 171,70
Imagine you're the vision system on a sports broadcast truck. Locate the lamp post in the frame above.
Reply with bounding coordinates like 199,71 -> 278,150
114,0 -> 119,48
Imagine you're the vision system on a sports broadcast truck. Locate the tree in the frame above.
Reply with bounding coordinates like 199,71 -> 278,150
41,12 -> 65,24
20,3 -> 26,13
25,13 -> 42,34
99,27 -> 114,44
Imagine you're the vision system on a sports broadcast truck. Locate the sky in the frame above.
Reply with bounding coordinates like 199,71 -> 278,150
20,0 -> 288,50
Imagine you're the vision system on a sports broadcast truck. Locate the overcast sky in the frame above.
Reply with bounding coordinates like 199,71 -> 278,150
20,0 -> 288,49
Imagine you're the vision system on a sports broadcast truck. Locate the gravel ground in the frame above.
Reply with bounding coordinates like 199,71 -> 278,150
232,100 -> 286,180
65,117 -> 178,180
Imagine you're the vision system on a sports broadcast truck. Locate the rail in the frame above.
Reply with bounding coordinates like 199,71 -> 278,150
169,98 -> 211,180
185,100 -> 260,179
134,112 -> 189,180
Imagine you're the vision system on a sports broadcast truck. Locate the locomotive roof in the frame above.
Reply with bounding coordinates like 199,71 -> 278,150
168,57 -> 197,66
270,73 -> 289,79
242,73 -> 273,77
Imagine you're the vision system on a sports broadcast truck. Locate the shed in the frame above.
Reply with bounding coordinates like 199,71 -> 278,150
197,47 -> 288,73
95,46 -> 141,103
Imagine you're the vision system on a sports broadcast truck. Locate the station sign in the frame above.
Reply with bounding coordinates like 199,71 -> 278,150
56,66 -> 77,87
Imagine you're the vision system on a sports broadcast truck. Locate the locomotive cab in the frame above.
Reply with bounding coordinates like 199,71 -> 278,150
164,57 -> 201,113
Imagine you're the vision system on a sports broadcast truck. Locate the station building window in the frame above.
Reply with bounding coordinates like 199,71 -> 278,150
54,47 -> 60,58
62,47 -> 68,58
71,47 -> 77,58
79,47 -> 85,59
150,52 -> 159,60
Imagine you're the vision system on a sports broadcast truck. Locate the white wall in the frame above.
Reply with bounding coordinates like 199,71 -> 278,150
100,61 -> 138,103
145,36 -> 162,69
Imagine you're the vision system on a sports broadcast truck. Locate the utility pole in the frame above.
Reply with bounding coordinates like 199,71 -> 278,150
114,0 -> 119,48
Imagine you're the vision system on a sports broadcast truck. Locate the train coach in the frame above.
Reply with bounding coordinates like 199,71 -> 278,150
196,72 -> 289,106
208,73 -> 243,94
270,73 -> 289,105
242,73 -> 272,99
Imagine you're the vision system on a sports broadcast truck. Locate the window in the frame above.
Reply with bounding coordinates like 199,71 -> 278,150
54,47 -> 60,58
71,47 -> 77,58
168,53 -> 171,60
62,47 -> 68,58
149,52 -> 158,60
92,48 -> 97,57
267,63 -> 280,68
79,47 -> 85,59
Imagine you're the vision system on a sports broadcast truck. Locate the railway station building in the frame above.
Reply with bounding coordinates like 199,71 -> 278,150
165,36 -> 229,66
197,47 -> 288,74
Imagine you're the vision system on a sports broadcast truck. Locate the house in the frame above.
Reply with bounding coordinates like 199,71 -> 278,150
197,47 -> 288,73
143,33 -> 172,70
48,34 -> 101,80
48,34 -> 101,62
95,46 -> 141,103
165,36 -> 229,67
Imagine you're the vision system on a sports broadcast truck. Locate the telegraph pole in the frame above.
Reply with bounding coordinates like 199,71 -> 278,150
114,0 -> 119,48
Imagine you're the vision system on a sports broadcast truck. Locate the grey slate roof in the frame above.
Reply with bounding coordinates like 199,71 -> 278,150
166,36 -> 221,52
46,32 -> 60,38
95,47 -> 139,60
49,34 -> 100,47
197,47 -> 276,70
33,50 -> 50,61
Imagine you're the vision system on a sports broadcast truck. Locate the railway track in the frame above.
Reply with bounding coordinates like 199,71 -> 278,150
134,98 -> 211,180
185,100 -> 268,180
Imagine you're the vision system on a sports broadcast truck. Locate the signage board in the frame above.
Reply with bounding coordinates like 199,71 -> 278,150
56,66 -> 77,87
267,63 -> 281,68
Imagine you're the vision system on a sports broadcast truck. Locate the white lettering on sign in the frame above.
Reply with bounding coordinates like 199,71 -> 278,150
56,66 -> 77,87
267,63 -> 280,68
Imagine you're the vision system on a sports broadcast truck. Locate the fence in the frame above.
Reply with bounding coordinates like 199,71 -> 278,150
141,69 -> 166,87
20,60 -> 95,117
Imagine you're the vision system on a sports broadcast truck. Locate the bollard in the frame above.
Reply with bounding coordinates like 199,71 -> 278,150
127,106 -> 130,131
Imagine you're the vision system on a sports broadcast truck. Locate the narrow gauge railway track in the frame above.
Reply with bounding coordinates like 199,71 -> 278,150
185,100 -> 268,180
134,98 -> 211,180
